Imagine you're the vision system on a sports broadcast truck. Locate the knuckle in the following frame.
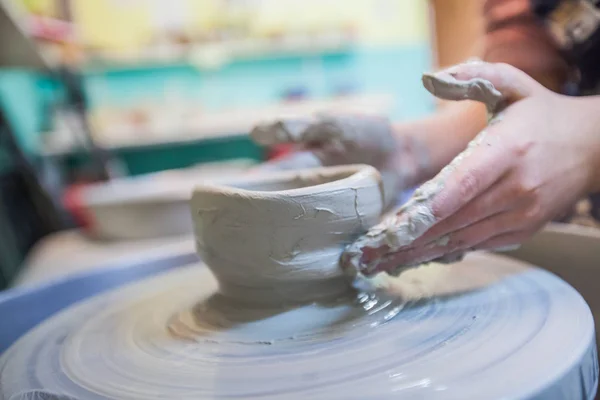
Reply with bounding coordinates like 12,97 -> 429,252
513,178 -> 541,200
458,171 -> 481,200
511,182 -> 527,198
523,202 -> 543,222
511,140 -> 535,158
513,182 -> 528,197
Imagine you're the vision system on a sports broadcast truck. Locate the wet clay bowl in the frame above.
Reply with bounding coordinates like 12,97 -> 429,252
191,164 -> 384,305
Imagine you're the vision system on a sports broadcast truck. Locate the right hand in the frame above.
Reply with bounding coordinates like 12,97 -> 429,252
250,114 -> 428,206
341,61 -> 600,287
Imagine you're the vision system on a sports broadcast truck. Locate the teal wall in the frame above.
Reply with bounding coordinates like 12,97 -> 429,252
0,70 -> 57,166
84,45 -> 434,122
0,45 -> 433,162
351,46 -> 434,119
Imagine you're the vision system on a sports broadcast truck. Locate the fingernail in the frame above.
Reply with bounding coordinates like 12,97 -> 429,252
421,73 -> 437,95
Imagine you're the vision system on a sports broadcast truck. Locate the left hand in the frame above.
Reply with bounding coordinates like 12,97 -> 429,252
250,114 -> 427,207
343,61 -> 600,280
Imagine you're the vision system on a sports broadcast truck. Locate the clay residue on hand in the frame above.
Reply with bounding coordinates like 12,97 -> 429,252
344,127 -> 489,292
250,118 -> 315,145
251,115 -> 401,209
344,65 -> 507,293
421,62 -> 504,114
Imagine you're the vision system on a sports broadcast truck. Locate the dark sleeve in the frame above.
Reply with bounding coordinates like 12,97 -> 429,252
482,0 -> 571,92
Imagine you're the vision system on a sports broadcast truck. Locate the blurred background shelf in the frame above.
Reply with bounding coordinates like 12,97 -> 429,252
84,35 -> 358,73
0,0 -> 437,287
44,134 -> 263,177
40,93 -> 393,176
42,94 -> 394,154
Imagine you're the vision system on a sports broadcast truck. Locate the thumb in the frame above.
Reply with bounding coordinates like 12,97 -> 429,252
422,61 -> 544,111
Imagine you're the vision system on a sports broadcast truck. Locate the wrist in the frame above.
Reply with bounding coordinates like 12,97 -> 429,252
577,96 -> 600,194
557,94 -> 600,195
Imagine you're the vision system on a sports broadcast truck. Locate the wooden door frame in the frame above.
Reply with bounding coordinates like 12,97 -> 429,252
429,0 -> 484,69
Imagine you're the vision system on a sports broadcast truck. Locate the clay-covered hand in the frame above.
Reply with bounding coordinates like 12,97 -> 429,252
342,61 -> 600,283
250,115 -> 426,207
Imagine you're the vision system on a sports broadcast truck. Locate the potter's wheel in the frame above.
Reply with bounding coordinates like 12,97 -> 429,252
0,253 -> 597,399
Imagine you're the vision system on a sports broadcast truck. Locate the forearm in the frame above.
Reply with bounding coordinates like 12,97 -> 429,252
394,101 -> 488,186
394,0 -> 570,188
568,95 -> 600,194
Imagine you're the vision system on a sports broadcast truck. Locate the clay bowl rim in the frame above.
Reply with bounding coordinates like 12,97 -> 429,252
81,160 -> 257,206
191,164 -> 382,200
81,175 -> 193,206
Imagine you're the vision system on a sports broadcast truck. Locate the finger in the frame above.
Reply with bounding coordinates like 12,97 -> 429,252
252,115 -> 394,149
368,210 -> 526,275
298,115 -> 397,169
250,118 -> 348,170
422,61 -> 544,110
471,229 -> 538,252
250,118 -> 314,146
304,115 -> 395,149
311,140 -> 349,166
342,117 -> 513,273
428,118 -> 517,227
432,251 -> 466,264
411,174 -> 528,247
446,62 -> 543,99
300,118 -> 347,144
